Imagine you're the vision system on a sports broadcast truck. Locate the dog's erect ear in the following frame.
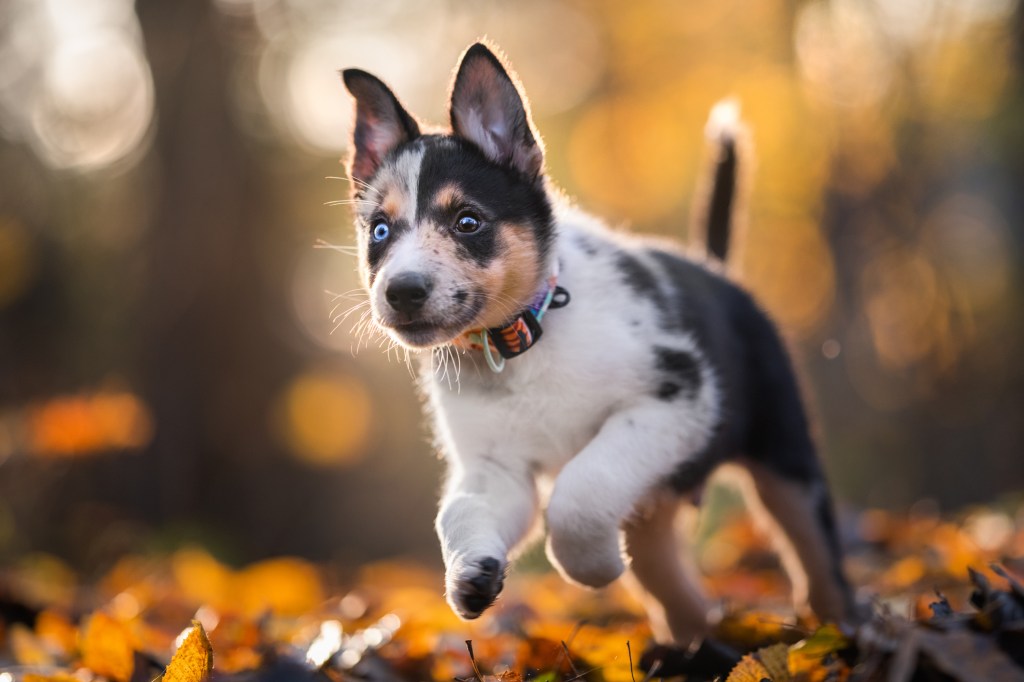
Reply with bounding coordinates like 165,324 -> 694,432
449,43 -> 543,180
342,69 -> 420,184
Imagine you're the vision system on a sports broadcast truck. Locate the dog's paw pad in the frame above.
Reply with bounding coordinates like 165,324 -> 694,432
452,557 -> 505,619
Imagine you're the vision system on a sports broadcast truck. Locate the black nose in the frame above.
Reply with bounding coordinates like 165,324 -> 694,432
385,272 -> 431,314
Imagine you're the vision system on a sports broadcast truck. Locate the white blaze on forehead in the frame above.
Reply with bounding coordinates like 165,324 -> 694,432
372,144 -> 424,226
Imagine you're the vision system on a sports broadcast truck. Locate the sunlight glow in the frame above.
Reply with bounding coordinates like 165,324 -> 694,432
795,0 -> 893,109
254,0 -> 602,154
0,0 -> 153,171
31,32 -> 153,170
306,620 -> 343,667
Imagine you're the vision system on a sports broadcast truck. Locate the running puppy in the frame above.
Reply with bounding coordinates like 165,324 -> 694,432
339,42 -> 854,650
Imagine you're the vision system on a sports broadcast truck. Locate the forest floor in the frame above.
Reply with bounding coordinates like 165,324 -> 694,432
1,499 -> 1022,682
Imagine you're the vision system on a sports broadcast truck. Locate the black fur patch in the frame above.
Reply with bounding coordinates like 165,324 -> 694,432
415,136 -> 553,267
657,382 -> 682,400
616,252 -> 669,314
707,139 -> 737,261
653,347 -> 701,400
646,247 -> 828,491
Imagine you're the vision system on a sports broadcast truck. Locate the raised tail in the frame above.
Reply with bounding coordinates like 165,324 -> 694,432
693,99 -> 749,263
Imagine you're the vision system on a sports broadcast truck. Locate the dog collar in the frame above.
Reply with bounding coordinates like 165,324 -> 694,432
455,265 -> 570,373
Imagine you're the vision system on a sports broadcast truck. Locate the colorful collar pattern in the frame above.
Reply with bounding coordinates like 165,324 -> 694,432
455,267 -> 570,373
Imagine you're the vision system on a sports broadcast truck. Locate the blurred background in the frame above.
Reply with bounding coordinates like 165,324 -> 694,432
0,0 -> 1021,575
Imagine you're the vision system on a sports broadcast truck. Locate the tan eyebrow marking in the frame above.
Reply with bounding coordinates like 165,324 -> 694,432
381,188 -> 405,218
432,183 -> 464,212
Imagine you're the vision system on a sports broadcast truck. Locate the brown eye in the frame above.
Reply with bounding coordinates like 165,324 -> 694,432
454,213 -> 481,234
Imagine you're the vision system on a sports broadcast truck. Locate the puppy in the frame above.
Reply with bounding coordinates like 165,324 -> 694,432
339,42 -> 853,651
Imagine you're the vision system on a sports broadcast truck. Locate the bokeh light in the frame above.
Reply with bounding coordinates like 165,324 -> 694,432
274,370 -> 372,467
0,0 -> 153,171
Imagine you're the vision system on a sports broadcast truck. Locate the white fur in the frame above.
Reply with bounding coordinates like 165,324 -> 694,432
425,200 -> 721,613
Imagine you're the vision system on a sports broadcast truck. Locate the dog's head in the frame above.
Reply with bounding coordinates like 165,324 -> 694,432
341,43 -> 554,349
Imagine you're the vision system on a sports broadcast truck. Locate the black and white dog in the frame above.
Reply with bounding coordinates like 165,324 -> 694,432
339,42 -> 853,650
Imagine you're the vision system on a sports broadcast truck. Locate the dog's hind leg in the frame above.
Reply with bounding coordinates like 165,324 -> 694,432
735,460 -> 853,623
622,493 -> 709,646
733,292 -> 855,623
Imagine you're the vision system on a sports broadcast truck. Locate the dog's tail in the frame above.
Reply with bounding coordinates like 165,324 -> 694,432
692,99 -> 749,263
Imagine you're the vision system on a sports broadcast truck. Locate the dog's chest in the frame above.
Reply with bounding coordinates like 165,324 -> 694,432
428,356 -> 618,472
426,252 -> 660,472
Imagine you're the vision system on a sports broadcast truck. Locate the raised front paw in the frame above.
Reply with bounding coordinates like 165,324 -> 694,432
446,556 -> 506,619
545,501 -> 625,588
545,528 -> 625,588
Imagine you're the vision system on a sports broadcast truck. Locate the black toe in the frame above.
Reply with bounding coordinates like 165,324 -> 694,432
640,639 -> 741,679
457,558 -> 504,616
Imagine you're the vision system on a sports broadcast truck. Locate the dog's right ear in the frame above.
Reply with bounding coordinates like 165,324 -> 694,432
341,69 -> 420,184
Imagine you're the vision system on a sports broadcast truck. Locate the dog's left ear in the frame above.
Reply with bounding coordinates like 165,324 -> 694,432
449,43 -> 543,180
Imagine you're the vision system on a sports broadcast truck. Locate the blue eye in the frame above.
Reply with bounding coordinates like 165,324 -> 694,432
372,221 -> 390,242
455,213 -> 481,234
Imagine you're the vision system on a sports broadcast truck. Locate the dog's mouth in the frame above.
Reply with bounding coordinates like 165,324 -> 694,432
377,296 -> 484,349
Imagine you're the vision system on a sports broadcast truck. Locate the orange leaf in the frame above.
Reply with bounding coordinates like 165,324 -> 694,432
80,612 -> 135,682
35,609 -> 78,657
726,642 -> 790,682
163,621 -> 214,682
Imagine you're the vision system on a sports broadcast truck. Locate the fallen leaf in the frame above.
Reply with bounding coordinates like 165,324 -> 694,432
81,612 -> 135,682
726,642 -> 790,682
10,623 -> 56,666
789,624 -> 849,681
35,609 -> 78,657
164,620 -> 214,682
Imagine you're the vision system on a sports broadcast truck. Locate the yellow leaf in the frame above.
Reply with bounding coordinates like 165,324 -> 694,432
726,642 -> 791,682
81,612 -> 135,682
789,624 -> 850,682
11,623 -> 55,666
725,654 -> 773,682
164,620 -> 214,682
789,623 -> 847,659
758,642 -> 791,680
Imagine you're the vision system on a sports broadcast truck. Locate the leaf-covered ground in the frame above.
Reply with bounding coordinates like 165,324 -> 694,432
1,502 -> 1022,682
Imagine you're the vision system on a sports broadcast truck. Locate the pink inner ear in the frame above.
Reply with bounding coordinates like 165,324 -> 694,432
351,109 -> 406,183
451,53 -> 542,178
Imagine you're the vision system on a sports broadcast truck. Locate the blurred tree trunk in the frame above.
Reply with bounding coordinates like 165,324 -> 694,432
133,0 -> 295,548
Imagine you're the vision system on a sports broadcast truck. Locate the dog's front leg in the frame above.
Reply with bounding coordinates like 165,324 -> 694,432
436,457 -> 538,619
546,404 -> 710,589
